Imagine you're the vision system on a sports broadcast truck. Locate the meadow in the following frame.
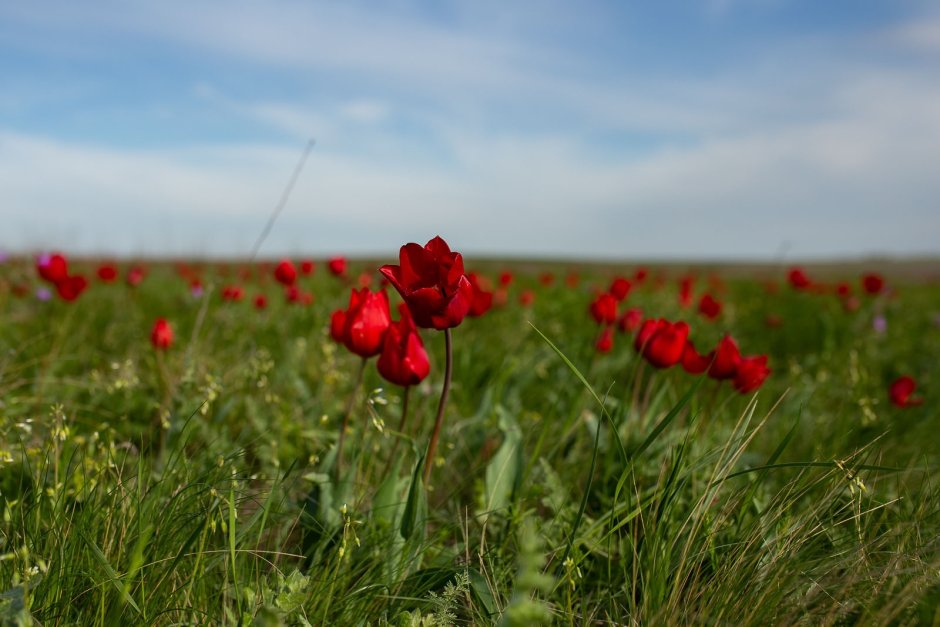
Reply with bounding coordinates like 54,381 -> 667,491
0,244 -> 938,625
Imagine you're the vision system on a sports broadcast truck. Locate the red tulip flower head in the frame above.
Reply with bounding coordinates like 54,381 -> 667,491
788,267 -> 811,290
698,294 -> 722,320
609,277 -> 631,301
678,276 -> 695,308
467,272 -> 494,317
707,334 -> 741,380
151,318 -> 173,350
328,256 -> 348,277
618,307 -> 644,333
127,266 -> 146,287
254,294 -> 268,310
300,259 -> 315,275
595,327 -> 614,353
377,304 -> 431,387
37,253 -> 69,284
274,259 -> 297,286
97,264 -> 118,282
589,292 -> 618,325
635,319 -> 689,369
733,355 -> 771,393
889,375 -> 923,408
681,340 -> 711,375
862,273 -> 885,295
499,271 -> 514,287
519,290 -> 535,307
56,275 -> 88,302
331,288 -> 392,357
379,236 -> 473,330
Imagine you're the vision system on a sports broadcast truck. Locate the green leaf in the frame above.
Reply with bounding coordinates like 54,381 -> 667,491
483,410 -> 523,519
400,453 -> 427,541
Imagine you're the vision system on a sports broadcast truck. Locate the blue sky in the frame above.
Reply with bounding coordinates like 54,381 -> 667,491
1,0 -> 939,260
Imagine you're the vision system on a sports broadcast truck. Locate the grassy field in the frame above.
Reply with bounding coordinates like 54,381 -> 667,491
1,252 -> 938,625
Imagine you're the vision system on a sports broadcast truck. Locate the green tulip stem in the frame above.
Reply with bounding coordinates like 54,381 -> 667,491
424,327 -> 453,484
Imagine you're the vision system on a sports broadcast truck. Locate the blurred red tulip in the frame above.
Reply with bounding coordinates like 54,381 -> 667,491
37,253 -> 69,284
468,272 -> 494,317
788,268 -> 811,290
254,294 -> 268,310
56,275 -> 88,302
707,335 -> 741,380
380,236 -> 473,330
595,327 -> 614,353
97,264 -> 118,282
328,256 -> 347,277
678,276 -> 695,308
589,292 -> 618,325
539,272 -> 555,286
681,340 -> 710,375
733,355 -> 770,393
862,273 -> 885,295
300,259 -> 315,275
274,260 -> 297,286
566,272 -> 580,289
698,294 -> 722,320
635,319 -> 689,369
151,318 -> 173,350
617,307 -> 643,333
377,304 -> 431,387
519,290 -> 535,307
889,375 -> 923,408
609,277 -> 631,301
499,271 -> 514,287
127,266 -> 146,287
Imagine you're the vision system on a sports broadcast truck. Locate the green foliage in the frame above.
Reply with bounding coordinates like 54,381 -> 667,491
0,258 -> 938,624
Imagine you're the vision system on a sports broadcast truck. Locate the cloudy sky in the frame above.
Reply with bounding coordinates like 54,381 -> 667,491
1,1 -> 939,260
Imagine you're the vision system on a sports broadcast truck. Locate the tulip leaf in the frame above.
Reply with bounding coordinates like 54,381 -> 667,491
483,409 -> 523,519
400,452 -> 427,541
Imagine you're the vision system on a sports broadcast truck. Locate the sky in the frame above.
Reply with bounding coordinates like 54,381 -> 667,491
1,0 -> 939,261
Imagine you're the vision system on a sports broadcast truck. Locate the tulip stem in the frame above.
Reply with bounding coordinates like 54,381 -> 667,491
336,357 -> 367,476
424,328 -> 452,484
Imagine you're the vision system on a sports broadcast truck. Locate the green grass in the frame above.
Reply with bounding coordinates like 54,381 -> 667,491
1,259 -> 938,625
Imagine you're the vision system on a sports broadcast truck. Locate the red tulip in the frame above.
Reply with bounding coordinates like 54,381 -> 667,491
698,294 -> 722,320
565,272 -> 580,289
499,271 -> 514,287
633,268 -> 648,283
300,259 -> 315,275
379,236 -> 473,330
617,307 -> 643,333
788,267 -> 811,290
328,256 -> 347,277
595,327 -> 614,353
835,282 -> 852,297
468,272 -> 494,317
889,375 -> 923,408
678,276 -> 695,308
333,288 -> 391,357
519,290 -> 535,307
254,294 -> 268,310
358,272 -> 373,288
330,309 -> 347,344
707,335 -> 741,380
733,355 -> 770,393
151,318 -> 173,350
681,340 -> 711,374
377,304 -> 431,387
97,264 -> 118,282
589,292 -> 618,325
274,259 -> 297,286
862,273 -> 884,295
635,319 -> 689,369
539,272 -> 555,286
222,285 -> 244,301
127,266 -> 146,287
609,277 -> 631,301
56,275 -> 88,302
37,253 -> 69,284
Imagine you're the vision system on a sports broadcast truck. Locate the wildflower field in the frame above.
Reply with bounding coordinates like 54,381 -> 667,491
1,243 -> 938,625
